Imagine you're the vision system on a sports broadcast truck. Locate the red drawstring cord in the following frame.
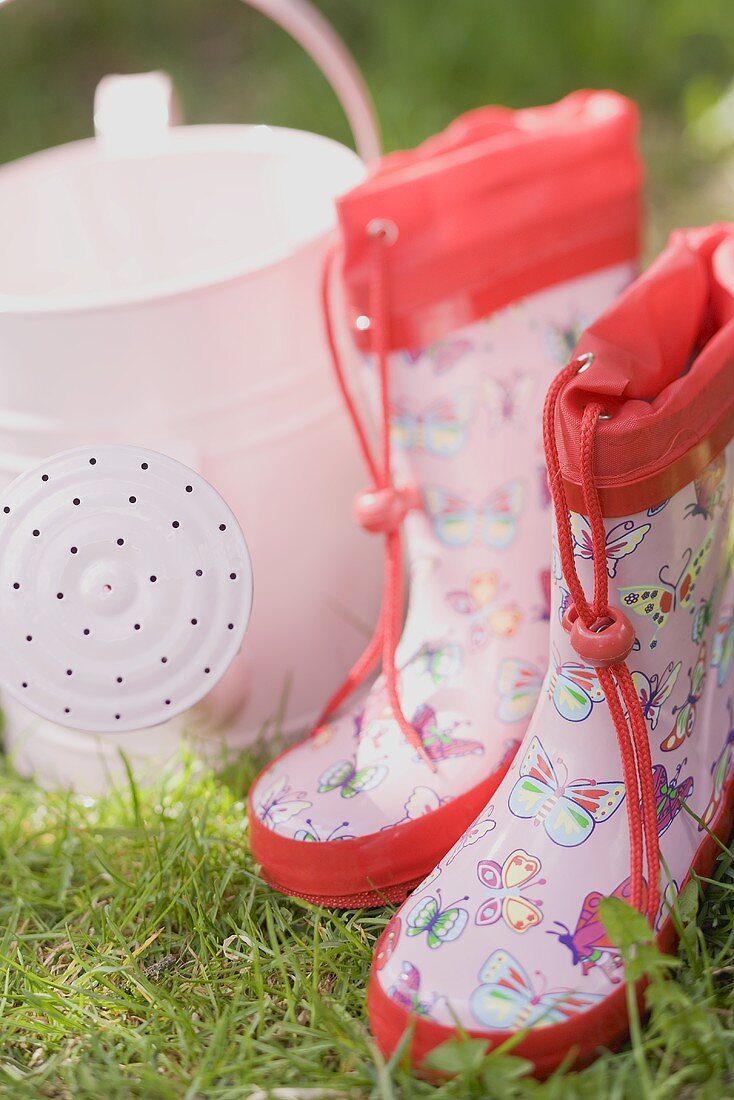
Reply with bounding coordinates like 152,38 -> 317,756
543,356 -> 660,924
318,230 -> 436,771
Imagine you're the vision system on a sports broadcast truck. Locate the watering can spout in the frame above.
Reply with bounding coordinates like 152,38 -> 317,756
94,71 -> 181,155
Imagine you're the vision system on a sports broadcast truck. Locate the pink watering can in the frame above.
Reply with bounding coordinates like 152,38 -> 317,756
0,0 -> 382,790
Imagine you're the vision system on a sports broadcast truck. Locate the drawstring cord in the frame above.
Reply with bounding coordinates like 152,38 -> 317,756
543,355 -> 660,924
319,226 -> 435,771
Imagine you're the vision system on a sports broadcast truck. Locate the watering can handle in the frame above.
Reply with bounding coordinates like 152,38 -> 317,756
2,0 -> 381,163
243,0 -> 381,163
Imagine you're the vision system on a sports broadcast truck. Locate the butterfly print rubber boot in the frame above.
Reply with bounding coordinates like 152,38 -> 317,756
248,92 -> 642,907
368,223 -> 734,1073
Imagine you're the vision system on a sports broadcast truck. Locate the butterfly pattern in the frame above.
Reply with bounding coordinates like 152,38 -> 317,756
254,777 -> 311,831
508,736 -> 625,845
631,660 -> 682,731
475,849 -> 545,932
445,806 -> 497,865
317,758 -> 388,799
410,704 -> 485,764
470,950 -> 603,1030
660,645 -> 707,752
570,513 -> 651,578
483,374 -> 535,428
390,390 -> 475,457
423,482 -> 524,549
446,572 -> 522,649
388,961 -> 436,1016
712,610 -> 734,687
401,337 -> 473,373
406,890 -> 470,949
653,759 -> 695,836
548,876 -> 639,984
544,316 -> 587,365
496,659 -> 544,723
383,785 -> 448,830
548,646 -> 604,722
619,531 -> 715,649
684,453 -> 727,520
294,819 -> 355,842
700,699 -> 734,830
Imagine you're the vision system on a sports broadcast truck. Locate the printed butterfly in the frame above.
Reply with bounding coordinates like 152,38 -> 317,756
508,735 -> 625,846
712,610 -> 734,687
318,758 -> 388,799
402,640 -> 464,687
475,849 -> 545,933
548,876 -> 642,984
544,318 -> 586,365
417,864 -> 443,890
388,961 -> 435,1016
631,660 -> 682,731
470,949 -> 603,1031
447,571 -> 522,649
496,658 -> 544,723
548,645 -> 604,722
401,337 -> 473,373
385,785 -> 447,829
647,500 -> 670,517
700,699 -> 734,830
374,916 -> 401,972
570,514 -> 651,578
294,818 -> 355,842
423,481 -> 524,549
445,805 -> 496,865
483,374 -> 535,427
653,758 -> 694,836
255,776 -> 311,829
684,453 -> 726,519
552,546 -> 572,624
619,531 -> 715,648
411,703 -> 485,764
406,889 -> 469,949
660,644 -> 707,752
690,585 -> 718,645
390,390 -> 475,457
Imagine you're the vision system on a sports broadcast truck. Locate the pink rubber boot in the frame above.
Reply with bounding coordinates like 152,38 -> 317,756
249,92 -> 641,907
368,223 -> 734,1074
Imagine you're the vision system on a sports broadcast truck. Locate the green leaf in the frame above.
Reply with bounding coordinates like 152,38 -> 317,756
423,1036 -> 490,1075
677,878 -> 700,925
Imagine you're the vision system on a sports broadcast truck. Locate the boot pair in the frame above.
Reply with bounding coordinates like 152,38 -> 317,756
248,92 -> 734,1074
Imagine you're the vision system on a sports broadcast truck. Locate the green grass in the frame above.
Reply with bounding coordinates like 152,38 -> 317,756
0,742 -> 731,1099
0,2 -> 733,1095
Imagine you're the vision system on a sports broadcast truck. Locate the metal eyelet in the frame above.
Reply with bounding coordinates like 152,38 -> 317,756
575,352 -> 595,374
366,218 -> 399,244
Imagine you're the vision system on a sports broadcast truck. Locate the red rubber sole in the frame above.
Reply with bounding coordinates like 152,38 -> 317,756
248,748 -> 516,910
259,873 -> 427,909
368,769 -> 734,1076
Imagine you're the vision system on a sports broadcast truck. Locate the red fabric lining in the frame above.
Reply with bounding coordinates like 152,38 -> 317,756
337,91 -> 642,351
558,224 -> 734,515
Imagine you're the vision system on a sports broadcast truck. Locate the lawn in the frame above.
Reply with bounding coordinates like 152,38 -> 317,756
0,742 -> 732,1098
0,1 -> 733,1096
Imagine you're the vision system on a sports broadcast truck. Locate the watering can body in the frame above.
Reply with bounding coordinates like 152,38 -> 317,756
0,9 -> 383,789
